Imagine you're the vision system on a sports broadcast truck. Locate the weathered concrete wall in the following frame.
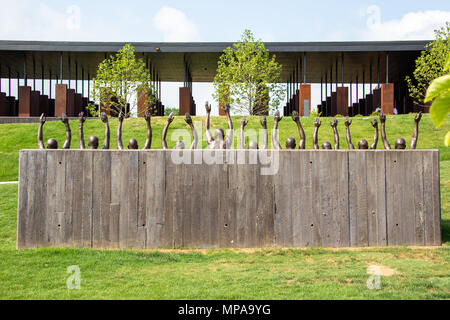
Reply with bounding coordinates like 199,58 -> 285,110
17,150 -> 441,249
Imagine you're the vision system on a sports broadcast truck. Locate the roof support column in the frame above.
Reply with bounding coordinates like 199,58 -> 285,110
60,52 -> 63,84
386,52 -> 389,83
377,55 -> 380,88
303,52 -> 306,84
32,54 -> 35,91
41,64 -> 44,95
8,66 -> 11,96
49,70 -> 52,99
23,53 -> 27,87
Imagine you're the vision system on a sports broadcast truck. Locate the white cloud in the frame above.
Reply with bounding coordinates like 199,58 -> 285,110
153,6 -> 200,42
362,10 -> 450,40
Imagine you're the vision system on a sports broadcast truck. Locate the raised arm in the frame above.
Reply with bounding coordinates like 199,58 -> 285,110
370,118 -> 379,150
313,118 -> 322,150
331,118 -> 339,150
38,113 -> 46,149
117,111 -> 124,150
143,110 -> 152,149
240,116 -> 248,149
410,112 -> 422,149
272,111 -> 282,150
313,117 -> 321,150
185,113 -> 198,149
260,116 -> 268,150
344,117 -> 355,150
205,102 -> 214,144
61,113 -> 71,149
292,111 -> 306,149
225,104 -> 234,149
379,113 -> 391,150
101,112 -> 110,150
162,112 -> 174,150
78,112 -> 86,149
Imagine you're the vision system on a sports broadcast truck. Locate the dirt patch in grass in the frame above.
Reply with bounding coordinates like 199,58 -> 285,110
367,265 -> 400,276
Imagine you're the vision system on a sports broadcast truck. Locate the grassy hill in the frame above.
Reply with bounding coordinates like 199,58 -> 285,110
0,113 -> 449,182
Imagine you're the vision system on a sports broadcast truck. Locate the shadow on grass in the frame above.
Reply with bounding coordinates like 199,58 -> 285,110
441,219 -> 450,245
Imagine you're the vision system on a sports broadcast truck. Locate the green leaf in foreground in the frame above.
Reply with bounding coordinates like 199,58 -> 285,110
445,52 -> 450,71
429,90 -> 450,128
425,74 -> 450,102
445,131 -> 450,147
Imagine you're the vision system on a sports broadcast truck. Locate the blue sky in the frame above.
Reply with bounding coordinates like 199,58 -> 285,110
1,0 -> 449,114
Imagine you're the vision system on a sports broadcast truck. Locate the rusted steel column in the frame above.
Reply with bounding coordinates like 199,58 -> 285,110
381,83 -> 394,115
18,86 -> 32,117
336,87 -> 348,116
299,84 -> 311,117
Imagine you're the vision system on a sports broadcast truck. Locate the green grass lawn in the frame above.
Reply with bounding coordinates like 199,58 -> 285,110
0,114 -> 449,299
0,177 -> 449,299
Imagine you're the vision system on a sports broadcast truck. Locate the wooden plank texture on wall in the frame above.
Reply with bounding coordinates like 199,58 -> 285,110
17,150 -> 441,249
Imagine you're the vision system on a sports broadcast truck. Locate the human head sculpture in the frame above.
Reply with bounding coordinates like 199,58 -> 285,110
88,136 -> 99,149
127,138 -> 138,149
395,138 -> 406,150
248,141 -> 259,149
285,137 -> 296,149
322,141 -> 332,150
47,138 -> 58,149
358,139 -> 369,149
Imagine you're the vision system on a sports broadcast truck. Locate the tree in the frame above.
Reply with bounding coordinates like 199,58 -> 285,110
406,23 -> 450,107
425,52 -> 450,146
213,30 -> 284,115
90,44 -> 156,117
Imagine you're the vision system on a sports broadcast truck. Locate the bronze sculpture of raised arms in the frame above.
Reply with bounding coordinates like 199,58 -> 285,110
313,117 -> 321,150
369,118 -> 379,150
162,112 -> 174,150
292,111 -> 306,149
185,113 -> 198,149
205,102 -> 232,149
344,117 -> 355,150
37,114 -> 47,149
37,113 -> 59,149
330,118 -> 339,150
78,112 -> 86,149
272,111 -> 283,150
143,110 -> 152,150
379,112 -> 392,150
260,116 -> 268,150
224,104 -> 234,149
205,102 -> 214,145
101,112 -> 110,150
410,112 -> 422,149
117,111 -> 124,150
240,116 -> 248,149
61,113 -> 71,149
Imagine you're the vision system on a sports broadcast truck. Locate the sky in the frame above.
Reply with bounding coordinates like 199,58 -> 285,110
1,0 -> 449,115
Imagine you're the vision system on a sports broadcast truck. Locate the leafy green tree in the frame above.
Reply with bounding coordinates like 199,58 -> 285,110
90,44 -> 155,117
406,23 -> 450,107
213,30 -> 284,115
425,52 -> 450,146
